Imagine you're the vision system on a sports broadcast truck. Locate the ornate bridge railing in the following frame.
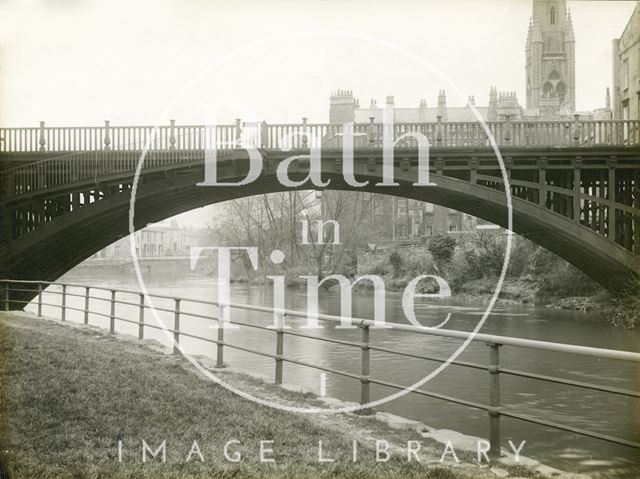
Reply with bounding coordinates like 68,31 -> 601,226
2,278 -> 639,460
1,117 -> 639,153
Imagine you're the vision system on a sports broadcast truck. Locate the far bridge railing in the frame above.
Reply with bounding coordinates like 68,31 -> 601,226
2,278 -> 640,460
1,117 -> 639,153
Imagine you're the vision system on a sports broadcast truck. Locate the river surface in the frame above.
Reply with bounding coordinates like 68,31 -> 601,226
28,268 -> 640,478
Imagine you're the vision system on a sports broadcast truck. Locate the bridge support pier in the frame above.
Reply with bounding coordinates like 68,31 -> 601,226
608,160 -> 617,243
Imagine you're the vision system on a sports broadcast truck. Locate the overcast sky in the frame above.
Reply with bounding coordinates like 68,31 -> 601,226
0,0 -> 636,128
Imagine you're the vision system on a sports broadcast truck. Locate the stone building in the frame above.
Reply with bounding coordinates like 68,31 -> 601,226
612,2 -> 640,121
326,0 -> 618,242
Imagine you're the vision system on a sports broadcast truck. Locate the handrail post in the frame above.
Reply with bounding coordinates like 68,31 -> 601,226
61,284 -> 66,321
138,293 -> 145,340
235,118 -> 242,149
104,120 -> 111,150
3,282 -> 9,311
261,121 -> 268,148
216,304 -> 225,368
173,299 -> 181,354
169,119 -> 176,150
83,286 -> 90,324
275,312 -> 284,385
573,114 -> 580,145
37,283 -> 43,318
301,117 -> 308,149
503,114 -> 511,144
109,290 -> 116,334
487,341 -> 502,460
39,121 -> 46,151
359,323 -> 372,415
367,117 -> 376,145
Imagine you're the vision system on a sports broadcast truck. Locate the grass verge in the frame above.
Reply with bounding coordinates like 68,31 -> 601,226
0,312 -> 542,479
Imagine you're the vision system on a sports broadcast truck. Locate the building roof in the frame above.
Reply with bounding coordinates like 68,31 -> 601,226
354,107 -> 489,123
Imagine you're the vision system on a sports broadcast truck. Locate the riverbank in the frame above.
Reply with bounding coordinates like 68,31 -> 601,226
0,311 -> 586,479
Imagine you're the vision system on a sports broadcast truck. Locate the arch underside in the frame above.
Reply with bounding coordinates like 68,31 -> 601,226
2,161 -> 638,308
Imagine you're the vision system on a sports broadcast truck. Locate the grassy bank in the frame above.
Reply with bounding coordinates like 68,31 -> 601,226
0,313 -> 551,479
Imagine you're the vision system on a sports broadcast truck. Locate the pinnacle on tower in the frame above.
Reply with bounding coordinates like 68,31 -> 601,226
565,10 -> 575,42
437,90 -> 448,121
529,15 -> 543,43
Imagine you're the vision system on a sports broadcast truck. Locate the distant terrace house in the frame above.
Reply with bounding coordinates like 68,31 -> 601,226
94,221 -> 208,259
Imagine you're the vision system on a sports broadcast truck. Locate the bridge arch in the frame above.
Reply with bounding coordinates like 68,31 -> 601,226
2,156 -> 637,309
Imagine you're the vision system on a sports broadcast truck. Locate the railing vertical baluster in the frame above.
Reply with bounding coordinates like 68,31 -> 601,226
109,290 -> 116,334
216,304 -> 225,368
84,286 -> 90,324
37,283 -> 43,318
173,299 -> 181,354
138,293 -> 145,340
360,322 -> 372,414
488,341 -> 502,460
275,312 -> 284,385
61,284 -> 66,321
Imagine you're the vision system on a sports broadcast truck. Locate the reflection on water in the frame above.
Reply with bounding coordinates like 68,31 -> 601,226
28,268 -> 640,478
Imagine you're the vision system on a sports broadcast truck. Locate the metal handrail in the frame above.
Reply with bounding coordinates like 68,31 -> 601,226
1,278 -> 639,457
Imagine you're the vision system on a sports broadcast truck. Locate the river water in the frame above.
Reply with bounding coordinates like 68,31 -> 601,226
28,268 -> 640,478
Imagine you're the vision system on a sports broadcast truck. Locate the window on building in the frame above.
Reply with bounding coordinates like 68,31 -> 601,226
550,6 -> 555,25
448,224 -> 458,232
623,59 -> 629,91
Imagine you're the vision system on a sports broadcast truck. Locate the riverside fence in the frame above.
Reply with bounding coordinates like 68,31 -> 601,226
2,278 -> 639,459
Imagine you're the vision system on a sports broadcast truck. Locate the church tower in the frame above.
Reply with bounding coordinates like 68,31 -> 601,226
526,0 -> 575,113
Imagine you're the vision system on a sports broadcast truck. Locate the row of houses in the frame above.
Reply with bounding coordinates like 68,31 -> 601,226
93,220 -> 210,259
